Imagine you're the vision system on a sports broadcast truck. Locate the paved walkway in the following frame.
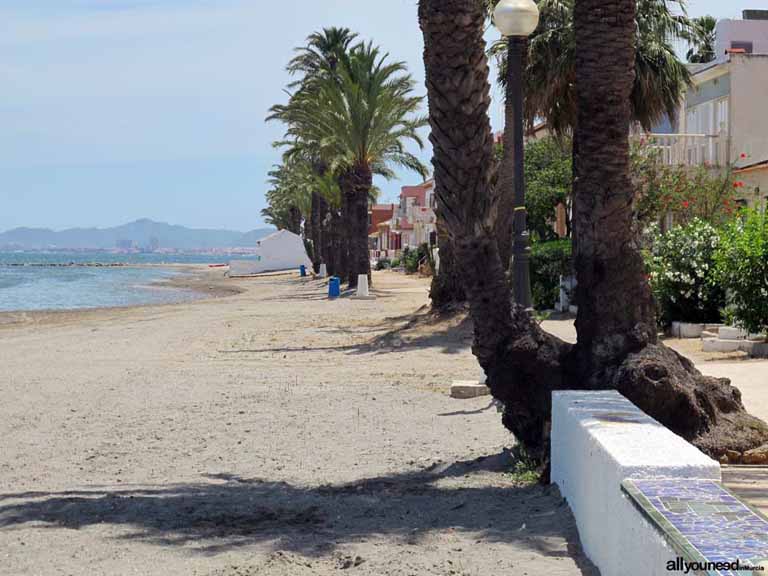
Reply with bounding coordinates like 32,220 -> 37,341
722,466 -> 768,517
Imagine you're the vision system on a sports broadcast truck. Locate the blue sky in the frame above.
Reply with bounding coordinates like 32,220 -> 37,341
0,0 -> 763,232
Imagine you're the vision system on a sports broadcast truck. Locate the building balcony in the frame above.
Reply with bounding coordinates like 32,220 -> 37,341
640,132 -> 730,167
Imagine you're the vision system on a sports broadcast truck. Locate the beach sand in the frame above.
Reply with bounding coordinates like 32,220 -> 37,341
0,269 -> 597,576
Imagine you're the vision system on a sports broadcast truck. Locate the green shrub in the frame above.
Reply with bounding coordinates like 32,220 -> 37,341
375,258 -> 391,271
390,258 -> 401,269
715,209 -> 768,337
403,244 -> 430,274
648,219 -> 724,326
530,239 -> 572,310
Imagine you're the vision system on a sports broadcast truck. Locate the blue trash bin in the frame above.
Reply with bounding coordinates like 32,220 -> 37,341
300,264 -> 307,277
328,276 -> 341,299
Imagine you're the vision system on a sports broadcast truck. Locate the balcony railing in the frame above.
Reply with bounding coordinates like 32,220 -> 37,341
639,132 -> 730,167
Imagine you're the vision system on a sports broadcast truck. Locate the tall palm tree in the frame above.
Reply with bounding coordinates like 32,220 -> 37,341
570,0 -> 655,370
278,43 -> 428,287
419,0 -> 567,456
281,27 -> 359,274
420,0 -> 768,464
286,27 -> 358,82
686,15 -> 717,64
417,0 -> 467,311
262,160 -> 314,236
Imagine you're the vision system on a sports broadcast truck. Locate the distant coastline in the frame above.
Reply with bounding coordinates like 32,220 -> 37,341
0,218 -> 274,252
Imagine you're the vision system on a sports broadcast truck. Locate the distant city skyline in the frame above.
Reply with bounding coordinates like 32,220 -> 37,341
1,0 -> 764,232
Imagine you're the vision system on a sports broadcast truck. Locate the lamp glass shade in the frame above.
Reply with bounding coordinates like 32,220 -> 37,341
493,0 -> 540,37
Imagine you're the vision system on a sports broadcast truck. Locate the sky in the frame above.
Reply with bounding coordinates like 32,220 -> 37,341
0,0 -> 764,232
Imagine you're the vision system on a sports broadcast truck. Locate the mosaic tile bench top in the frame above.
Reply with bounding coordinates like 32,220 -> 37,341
622,478 -> 768,576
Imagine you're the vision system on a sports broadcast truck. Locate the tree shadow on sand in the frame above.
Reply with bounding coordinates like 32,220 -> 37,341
218,306 -> 473,357
0,452 -> 596,573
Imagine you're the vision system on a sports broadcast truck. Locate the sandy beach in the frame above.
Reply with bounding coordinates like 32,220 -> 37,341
0,269 -> 598,576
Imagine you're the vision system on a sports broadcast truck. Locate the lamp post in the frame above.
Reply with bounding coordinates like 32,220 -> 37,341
494,0 -> 539,310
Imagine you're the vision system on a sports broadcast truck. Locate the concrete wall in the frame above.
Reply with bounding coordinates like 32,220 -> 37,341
551,391 -> 721,576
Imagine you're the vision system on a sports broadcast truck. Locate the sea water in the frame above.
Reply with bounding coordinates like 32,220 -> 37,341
0,252 -> 230,312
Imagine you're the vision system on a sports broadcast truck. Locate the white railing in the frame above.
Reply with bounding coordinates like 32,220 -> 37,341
639,132 -> 729,167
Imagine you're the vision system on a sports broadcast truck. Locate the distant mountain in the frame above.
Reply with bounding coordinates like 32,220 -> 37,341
0,219 -> 275,251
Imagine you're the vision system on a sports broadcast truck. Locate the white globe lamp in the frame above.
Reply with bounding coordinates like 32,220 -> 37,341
493,0 -> 540,38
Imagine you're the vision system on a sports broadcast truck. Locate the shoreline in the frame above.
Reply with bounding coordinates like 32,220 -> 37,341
0,265 -> 244,329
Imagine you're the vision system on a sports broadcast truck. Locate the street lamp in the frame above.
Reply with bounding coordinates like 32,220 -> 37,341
494,0 -> 539,310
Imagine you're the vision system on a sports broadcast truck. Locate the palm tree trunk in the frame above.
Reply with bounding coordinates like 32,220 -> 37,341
419,0 -> 466,312
288,206 -> 302,237
570,0 -> 656,374
339,166 -> 372,289
420,0 -> 568,458
429,213 -> 466,312
567,0 -> 768,459
309,192 -> 322,273
337,187 -> 351,283
329,208 -> 344,279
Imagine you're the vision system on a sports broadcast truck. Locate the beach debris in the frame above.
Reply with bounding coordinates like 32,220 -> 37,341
450,381 -> 491,399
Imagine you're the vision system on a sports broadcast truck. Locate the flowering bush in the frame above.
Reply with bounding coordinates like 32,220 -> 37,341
631,141 -> 744,228
715,209 -> 768,337
648,219 -> 725,325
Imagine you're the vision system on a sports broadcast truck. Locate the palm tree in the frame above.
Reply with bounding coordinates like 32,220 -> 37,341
281,27 -> 359,274
686,15 -> 717,64
417,0 -> 466,311
262,160 -> 313,236
276,43 -> 428,287
286,27 -> 358,81
419,0 -> 768,464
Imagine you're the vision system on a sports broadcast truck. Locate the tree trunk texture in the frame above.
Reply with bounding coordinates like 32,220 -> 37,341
329,208 -> 344,279
318,195 -> 331,271
339,166 -> 373,289
309,192 -> 322,273
419,0 -> 768,462
337,187 -> 352,283
429,217 -> 466,312
419,0 -> 467,312
571,0 -> 656,374
287,206 -> 302,237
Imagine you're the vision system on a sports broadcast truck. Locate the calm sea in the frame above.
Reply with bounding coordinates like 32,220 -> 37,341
0,252 -> 237,312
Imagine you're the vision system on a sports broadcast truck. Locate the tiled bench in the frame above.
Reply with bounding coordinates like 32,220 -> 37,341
623,478 -> 768,576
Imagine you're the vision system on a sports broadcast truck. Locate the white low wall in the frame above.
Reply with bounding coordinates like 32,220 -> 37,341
551,390 -> 721,576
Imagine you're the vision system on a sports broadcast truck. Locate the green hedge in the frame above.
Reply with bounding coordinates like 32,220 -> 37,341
530,239 -> 572,310
715,209 -> 768,336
